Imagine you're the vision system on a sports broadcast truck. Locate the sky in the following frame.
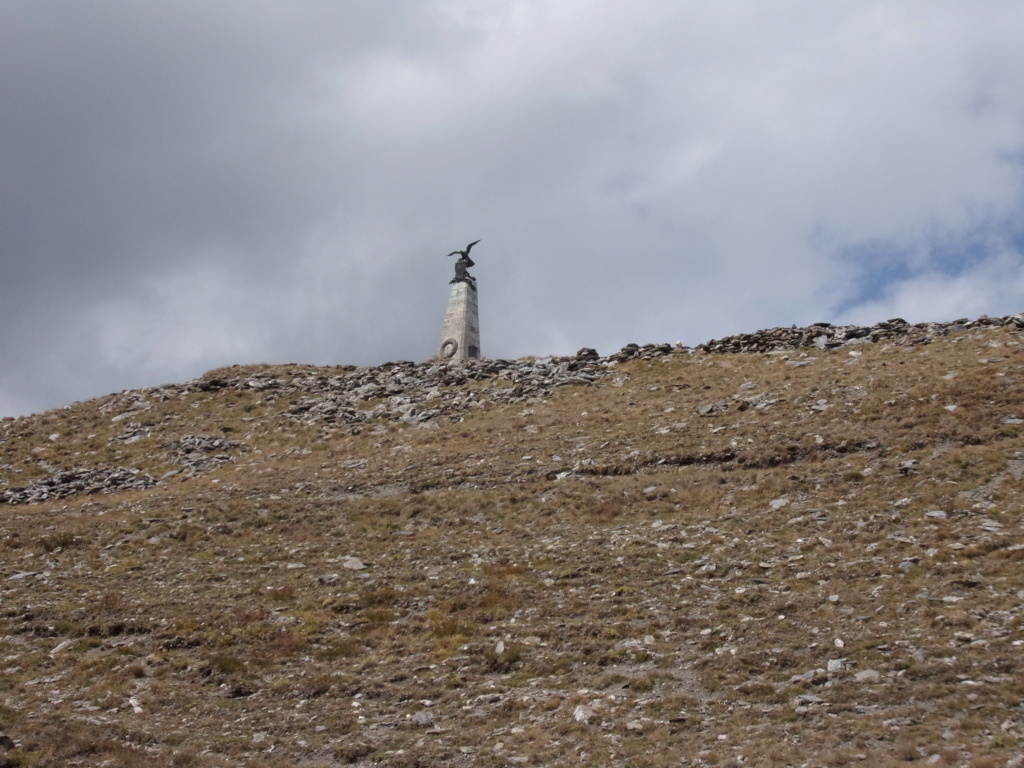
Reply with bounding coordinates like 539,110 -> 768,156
3,1 -> 1024,417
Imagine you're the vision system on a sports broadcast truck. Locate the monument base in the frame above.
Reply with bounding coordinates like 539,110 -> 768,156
437,280 -> 480,360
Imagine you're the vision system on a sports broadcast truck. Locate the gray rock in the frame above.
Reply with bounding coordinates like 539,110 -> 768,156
793,694 -> 826,705
412,710 -> 435,727
698,401 -> 729,416
573,704 -> 595,723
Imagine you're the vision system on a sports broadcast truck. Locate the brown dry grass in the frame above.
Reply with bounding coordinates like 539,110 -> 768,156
1,326 -> 1023,766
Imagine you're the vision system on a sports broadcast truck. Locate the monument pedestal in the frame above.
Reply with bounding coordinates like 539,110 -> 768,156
437,280 -> 480,360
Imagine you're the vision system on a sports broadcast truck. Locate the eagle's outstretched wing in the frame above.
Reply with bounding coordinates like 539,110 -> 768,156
446,239 -> 481,258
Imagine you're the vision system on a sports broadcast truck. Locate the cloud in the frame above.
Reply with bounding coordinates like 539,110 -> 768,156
2,0 -> 1024,416
838,246 -> 1024,326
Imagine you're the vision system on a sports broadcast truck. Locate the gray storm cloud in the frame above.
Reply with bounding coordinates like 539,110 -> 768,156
3,0 -> 1024,416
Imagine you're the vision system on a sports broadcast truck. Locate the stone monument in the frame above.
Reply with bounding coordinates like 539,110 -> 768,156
437,240 -> 481,360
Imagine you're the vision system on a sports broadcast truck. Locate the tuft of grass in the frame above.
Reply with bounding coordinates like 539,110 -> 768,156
483,641 -> 523,672
207,654 -> 245,676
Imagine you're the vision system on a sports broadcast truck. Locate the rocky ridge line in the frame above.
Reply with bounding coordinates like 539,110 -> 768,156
1,311 -> 1021,505
605,312 -> 1024,361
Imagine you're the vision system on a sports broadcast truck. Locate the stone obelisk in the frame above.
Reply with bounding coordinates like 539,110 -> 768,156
437,240 -> 481,360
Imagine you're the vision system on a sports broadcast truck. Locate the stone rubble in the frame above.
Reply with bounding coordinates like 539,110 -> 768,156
274,357 -> 604,429
166,434 -> 245,476
688,313 -> 1024,356
189,312 -> 1024,433
0,466 -> 156,504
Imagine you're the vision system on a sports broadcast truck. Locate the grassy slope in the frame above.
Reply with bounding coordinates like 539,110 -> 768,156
1,326 -> 1023,767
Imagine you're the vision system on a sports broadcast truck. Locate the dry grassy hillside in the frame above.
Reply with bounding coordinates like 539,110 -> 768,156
1,318 -> 1024,767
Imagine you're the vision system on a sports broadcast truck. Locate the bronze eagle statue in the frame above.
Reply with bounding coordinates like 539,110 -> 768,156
447,240 -> 480,285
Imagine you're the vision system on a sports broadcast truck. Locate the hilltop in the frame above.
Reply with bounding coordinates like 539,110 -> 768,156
1,314 -> 1024,767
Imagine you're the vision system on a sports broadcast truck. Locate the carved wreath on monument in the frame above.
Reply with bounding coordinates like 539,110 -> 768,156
439,338 -> 459,358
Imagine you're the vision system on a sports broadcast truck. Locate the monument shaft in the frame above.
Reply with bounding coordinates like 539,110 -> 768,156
437,280 -> 480,360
